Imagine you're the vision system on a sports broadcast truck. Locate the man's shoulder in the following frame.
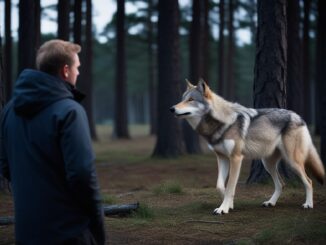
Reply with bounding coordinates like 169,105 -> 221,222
51,98 -> 86,117
53,98 -> 83,109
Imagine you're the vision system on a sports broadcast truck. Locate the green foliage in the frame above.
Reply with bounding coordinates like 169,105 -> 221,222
101,194 -> 117,204
153,180 -> 184,195
132,203 -> 155,219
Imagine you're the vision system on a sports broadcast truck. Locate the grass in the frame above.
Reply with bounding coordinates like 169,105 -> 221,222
102,194 -> 118,204
1,124 -> 326,244
152,181 -> 184,195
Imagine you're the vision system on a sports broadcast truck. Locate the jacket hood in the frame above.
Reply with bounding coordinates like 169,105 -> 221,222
13,69 -> 76,117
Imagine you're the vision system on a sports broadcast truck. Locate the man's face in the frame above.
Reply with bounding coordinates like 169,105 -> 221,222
66,53 -> 80,86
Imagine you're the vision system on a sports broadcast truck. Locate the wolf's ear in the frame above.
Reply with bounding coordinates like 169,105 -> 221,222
197,79 -> 211,98
185,79 -> 195,90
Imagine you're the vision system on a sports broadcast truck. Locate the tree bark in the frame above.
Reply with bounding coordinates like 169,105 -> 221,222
286,0 -> 303,117
58,0 -> 71,41
152,0 -> 183,157
114,0 -> 130,138
316,0 -> 326,164
247,0 -> 288,184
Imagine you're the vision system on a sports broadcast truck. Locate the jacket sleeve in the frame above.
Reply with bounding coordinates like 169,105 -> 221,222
60,105 -> 105,244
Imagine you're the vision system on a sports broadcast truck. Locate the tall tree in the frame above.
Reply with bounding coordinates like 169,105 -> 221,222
147,0 -> 157,135
202,0 -> 210,82
316,0 -> 326,164
58,0 -> 71,40
84,0 -> 98,140
247,0 -> 288,183
34,0 -> 41,50
73,0 -> 82,45
218,0 -> 225,96
287,0 -> 303,116
4,0 -> 12,101
226,0 -> 235,100
152,0 -> 183,157
302,0 -> 312,124
184,0 -> 204,154
0,26 -> 6,191
18,0 -> 36,73
114,0 -> 130,138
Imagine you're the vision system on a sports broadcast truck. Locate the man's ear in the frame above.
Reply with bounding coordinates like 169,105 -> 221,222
185,79 -> 195,90
60,65 -> 69,80
197,79 -> 211,98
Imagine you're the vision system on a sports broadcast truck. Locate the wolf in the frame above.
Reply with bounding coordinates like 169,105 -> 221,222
170,79 -> 325,215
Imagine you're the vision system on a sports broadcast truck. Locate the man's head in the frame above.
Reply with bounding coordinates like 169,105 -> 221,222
36,39 -> 81,86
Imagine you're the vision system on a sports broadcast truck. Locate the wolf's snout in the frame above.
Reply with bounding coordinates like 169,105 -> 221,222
170,107 -> 176,113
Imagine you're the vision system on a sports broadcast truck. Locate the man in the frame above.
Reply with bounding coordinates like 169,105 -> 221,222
0,40 -> 105,244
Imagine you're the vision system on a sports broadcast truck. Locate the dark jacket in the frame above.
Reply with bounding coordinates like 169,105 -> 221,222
0,69 -> 105,245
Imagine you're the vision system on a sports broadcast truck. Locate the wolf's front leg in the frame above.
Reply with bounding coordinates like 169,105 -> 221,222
214,154 -> 243,215
216,156 -> 229,198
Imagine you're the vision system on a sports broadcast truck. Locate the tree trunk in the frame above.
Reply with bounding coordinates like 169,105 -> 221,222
84,0 -> 98,140
202,0 -> 210,82
152,0 -> 183,157
316,0 -> 326,164
147,0 -> 157,135
73,0 -> 82,45
0,26 -> 6,191
302,0 -> 312,125
114,0 -> 130,138
286,0 -> 303,117
226,0 -> 235,100
4,0 -> 12,102
18,0 -> 36,73
218,0 -> 225,96
248,0 -> 257,44
34,0 -> 41,50
58,0 -> 71,40
247,0 -> 288,184
184,0 -> 203,154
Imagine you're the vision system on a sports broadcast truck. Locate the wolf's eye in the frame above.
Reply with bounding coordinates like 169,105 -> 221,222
188,98 -> 194,102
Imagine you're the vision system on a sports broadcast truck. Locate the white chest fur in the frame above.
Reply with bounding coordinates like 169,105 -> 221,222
208,139 -> 235,156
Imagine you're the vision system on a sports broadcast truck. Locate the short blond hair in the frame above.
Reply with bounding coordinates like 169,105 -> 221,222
36,39 -> 81,76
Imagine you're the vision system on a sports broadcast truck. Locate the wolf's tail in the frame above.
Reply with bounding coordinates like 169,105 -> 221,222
306,146 -> 325,184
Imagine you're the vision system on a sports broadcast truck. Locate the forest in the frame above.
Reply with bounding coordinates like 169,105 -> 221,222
1,0 -> 325,158
1,0 -> 326,244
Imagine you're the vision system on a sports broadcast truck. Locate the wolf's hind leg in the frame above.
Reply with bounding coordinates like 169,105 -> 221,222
282,129 -> 313,208
262,151 -> 283,207
286,161 -> 313,208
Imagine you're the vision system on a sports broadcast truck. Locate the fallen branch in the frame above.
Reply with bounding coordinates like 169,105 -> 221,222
0,203 -> 140,226
104,202 -> 139,216
0,216 -> 14,226
184,220 -> 224,224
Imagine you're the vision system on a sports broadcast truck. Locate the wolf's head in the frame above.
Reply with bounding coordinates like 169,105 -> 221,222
170,79 -> 212,120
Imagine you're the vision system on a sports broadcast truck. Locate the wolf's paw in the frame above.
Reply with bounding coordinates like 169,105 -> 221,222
262,201 -> 275,207
302,203 -> 313,209
213,207 -> 229,215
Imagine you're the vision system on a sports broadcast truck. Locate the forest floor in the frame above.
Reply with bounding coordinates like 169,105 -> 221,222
1,125 -> 326,245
